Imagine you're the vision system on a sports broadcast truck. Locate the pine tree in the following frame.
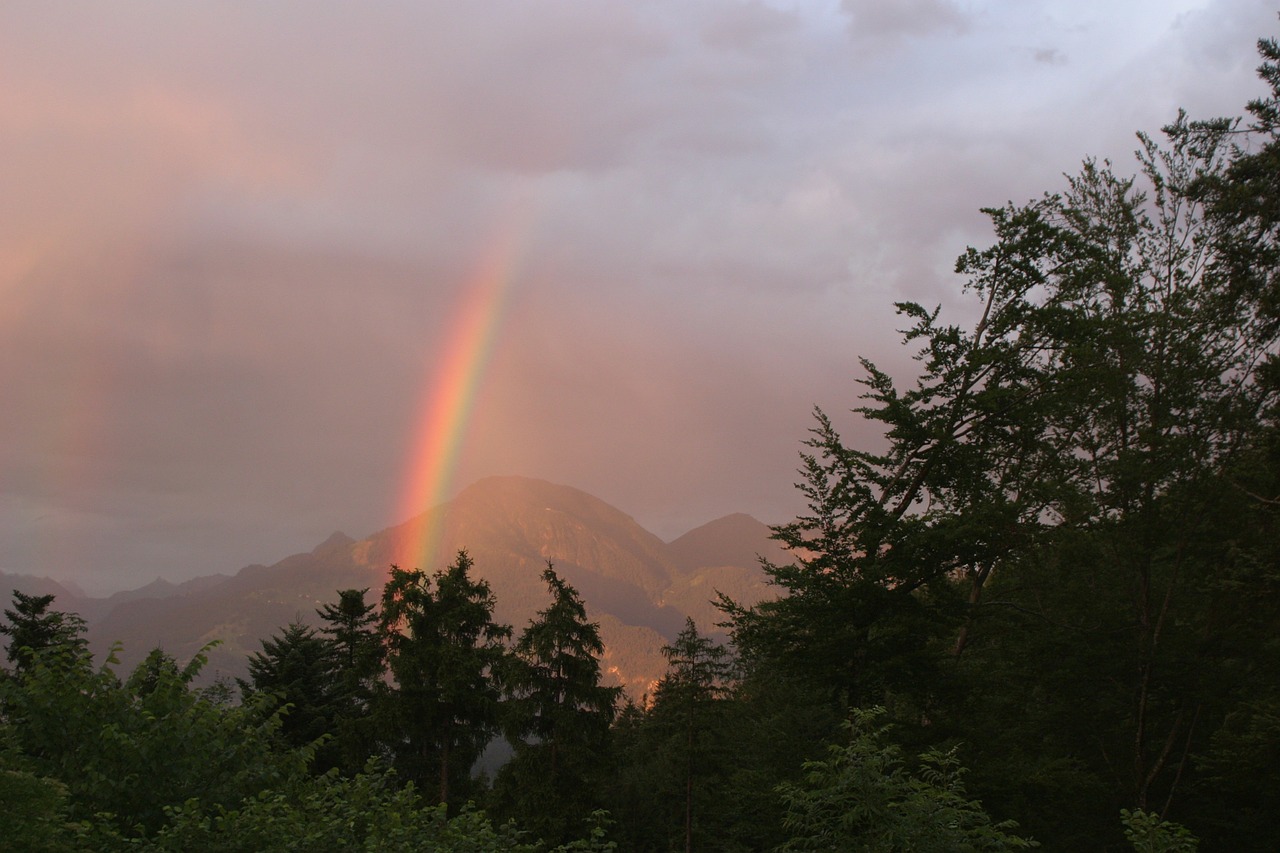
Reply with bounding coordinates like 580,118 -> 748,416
493,563 -> 621,845
650,618 -> 735,853
0,591 -> 87,674
379,550 -> 512,807
240,622 -> 340,761
316,587 -> 384,775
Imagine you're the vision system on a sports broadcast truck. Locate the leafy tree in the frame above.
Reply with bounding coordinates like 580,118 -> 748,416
725,27 -> 1280,851
776,707 -> 1035,852
1,591 -> 87,674
493,563 -> 621,846
379,550 -> 512,807
0,726 -> 81,853
1120,809 -> 1199,853
147,762 -> 539,853
0,637 -> 305,841
0,622 -> 619,852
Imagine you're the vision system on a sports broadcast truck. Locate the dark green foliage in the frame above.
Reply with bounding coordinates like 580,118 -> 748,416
316,587 -> 385,775
608,619 -> 737,853
712,672 -> 845,852
0,726 -> 80,853
1120,809 -> 1199,853
1,590 -> 87,674
0,599 -> 593,851
239,622 -> 341,764
493,563 -> 621,846
776,708 -> 1036,852
379,550 -> 512,807
145,763 -> 539,853
0,640 -> 303,839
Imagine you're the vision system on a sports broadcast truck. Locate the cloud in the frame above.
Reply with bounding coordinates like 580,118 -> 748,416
1033,47 -> 1068,65
840,0 -> 970,45
1,1 -> 1277,591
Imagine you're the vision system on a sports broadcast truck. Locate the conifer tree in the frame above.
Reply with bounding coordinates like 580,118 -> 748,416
649,618 -> 735,853
240,622 -> 340,761
0,591 -> 87,674
316,587 -> 384,775
493,563 -> 621,845
317,588 -> 383,701
379,550 -> 512,807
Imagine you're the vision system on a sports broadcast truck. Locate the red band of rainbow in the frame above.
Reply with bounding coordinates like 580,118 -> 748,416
391,204 -> 532,571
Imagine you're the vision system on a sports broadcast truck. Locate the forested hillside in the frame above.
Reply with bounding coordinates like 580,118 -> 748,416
3,29 -> 1279,853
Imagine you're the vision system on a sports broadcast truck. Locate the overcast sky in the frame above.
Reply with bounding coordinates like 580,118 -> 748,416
2,1 -> 1277,594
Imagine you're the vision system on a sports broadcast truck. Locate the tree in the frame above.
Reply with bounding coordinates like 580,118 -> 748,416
1188,33 -> 1280,334
317,588 -> 383,704
316,588 -> 384,775
148,763 -> 541,853
724,28 -> 1280,849
776,707 -> 1035,852
1,591 -> 87,674
379,550 -> 512,807
0,625 -> 617,851
0,636 -> 305,841
239,622 -> 341,764
649,618 -> 735,853
0,726 -> 80,853
493,563 -> 621,846
1121,809 -> 1199,853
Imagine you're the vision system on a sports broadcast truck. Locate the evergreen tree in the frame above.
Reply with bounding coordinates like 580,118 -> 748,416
379,550 -> 512,807
239,622 -> 340,764
317,588 -> 384,775
647,619 -> 735,853
493,563 -> 621,846
317,588 -> 383,702
1,591 -> 87,674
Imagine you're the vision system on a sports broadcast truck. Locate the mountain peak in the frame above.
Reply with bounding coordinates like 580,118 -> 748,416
667,513 -> 789,572
313,531 -> 355,553
77,477 -> 778,698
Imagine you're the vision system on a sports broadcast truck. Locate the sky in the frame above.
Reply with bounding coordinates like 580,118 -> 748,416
2,1 -> 1277,595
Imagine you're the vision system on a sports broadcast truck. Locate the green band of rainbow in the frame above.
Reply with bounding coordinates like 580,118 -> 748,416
392,211 -> 529,571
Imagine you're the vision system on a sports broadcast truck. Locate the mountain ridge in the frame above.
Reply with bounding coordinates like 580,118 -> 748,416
3,476 -> 785,695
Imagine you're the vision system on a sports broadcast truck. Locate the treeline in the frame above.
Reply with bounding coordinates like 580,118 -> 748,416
0,560 -> 1038,852
4,26 -> 1280,853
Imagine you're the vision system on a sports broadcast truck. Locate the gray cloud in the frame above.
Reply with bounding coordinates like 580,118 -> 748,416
1,0 -> 1277,593
841,0 -> 970,44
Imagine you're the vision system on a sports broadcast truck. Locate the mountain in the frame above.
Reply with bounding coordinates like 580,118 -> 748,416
0,572 -> 84,604
8,477 -> 783,696
663,513 -> 786,628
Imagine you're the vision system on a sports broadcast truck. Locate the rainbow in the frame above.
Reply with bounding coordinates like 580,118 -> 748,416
392,213 -> 530,572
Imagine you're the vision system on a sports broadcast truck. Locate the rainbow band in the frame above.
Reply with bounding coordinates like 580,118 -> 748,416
393,210 -> 530,571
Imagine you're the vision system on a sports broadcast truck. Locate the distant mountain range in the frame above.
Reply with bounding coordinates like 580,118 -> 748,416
1,477 -> 790,695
